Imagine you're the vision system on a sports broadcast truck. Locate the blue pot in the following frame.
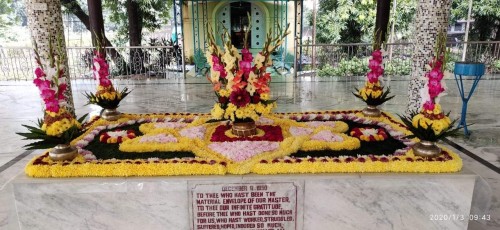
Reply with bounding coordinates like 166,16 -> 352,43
454,62 -> 485,76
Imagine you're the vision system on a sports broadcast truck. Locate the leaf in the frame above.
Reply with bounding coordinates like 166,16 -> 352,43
78,113 -> 89,124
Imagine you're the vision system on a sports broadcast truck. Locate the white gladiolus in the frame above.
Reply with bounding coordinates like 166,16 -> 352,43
94,61 -> 101,71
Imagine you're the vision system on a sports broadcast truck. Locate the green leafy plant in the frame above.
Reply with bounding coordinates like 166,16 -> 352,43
384,58 -> 411,76
17,114 -> 88,150
318,63 -> 336,77
398,112 -> 461,142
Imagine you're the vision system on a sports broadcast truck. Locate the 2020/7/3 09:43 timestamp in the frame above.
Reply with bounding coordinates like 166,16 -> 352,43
430,214 -> 491,221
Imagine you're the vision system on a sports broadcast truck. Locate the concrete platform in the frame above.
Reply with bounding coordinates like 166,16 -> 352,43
1,169 -> 478,230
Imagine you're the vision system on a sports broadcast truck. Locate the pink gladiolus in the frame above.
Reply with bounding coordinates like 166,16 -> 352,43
367,72 -> 379,83
41,89 -> 55,101
33,78 -> 43,87
368,59 -> 381,70
220,69 -> 227,78
45,99 -> 60,113
428,69 -> 444,81
372,50 -> 382,61
212,55 -> 220,64
239,60 -> 252,73
213,63 -> 224,72
428,79 -> 444,97
39,80 -> 51,90
428,69 -> 439,79
99,78 -> 112,87
58,83 -> 67,97
374,66 -> 384,75
423,101 -> 435,111
98,68 -> 109,78
241,48 -> 253,62
34,67 -> 45,78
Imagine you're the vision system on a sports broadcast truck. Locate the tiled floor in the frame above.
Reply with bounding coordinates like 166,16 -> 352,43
0,74 -> 499,229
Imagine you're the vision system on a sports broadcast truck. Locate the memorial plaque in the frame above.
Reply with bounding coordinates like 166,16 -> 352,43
191,182 -> 297,230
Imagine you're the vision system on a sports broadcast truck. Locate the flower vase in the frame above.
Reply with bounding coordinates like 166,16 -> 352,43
232,120 -> 257,137
412,140 -> 442,158
101,108 -> 121,121
362,105 -> 381,117
49,144 -> 78,161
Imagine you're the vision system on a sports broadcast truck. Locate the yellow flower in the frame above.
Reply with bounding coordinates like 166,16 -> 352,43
210,69 -> 220,83
255,53 -> 265,69
260,93 -> 270,100
433,104 -> 442,115
235,109 -> 245,119
219,89 -> 230,97
211,103 -> 224,119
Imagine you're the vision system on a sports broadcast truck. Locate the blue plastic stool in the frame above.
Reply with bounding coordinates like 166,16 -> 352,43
453,62 -> 485,136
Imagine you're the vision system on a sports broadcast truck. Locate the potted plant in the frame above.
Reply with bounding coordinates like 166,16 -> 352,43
84,39 -> 130,121
353,33 -> 394,117
399,32 -> 461,158
17,38 -> 87,161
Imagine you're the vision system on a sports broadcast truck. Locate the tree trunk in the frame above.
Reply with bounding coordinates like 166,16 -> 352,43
61,0 -> 123,63
127,0 -> 144,74
495,23 -> 500,41
406,0 -> 451,114
127,0 -> 142,46
24,0 -> 75,115
87,0 -> 105,52
374,0 -> 391,48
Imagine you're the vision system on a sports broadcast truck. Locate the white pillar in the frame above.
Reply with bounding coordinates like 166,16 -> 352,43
24,0 -> 75,115
406,0 -> 451,114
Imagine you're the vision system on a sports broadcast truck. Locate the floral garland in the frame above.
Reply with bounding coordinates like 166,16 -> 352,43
25,154 -> 227,178
206,19 -> 290,122
252,147 -> 462,174
99,129 -> 136,144
24,111 -> 463,177
350,127 -> 388,142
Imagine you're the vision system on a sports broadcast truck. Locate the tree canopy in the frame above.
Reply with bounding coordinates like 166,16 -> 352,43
60,0 -> 172,46
451,0 -> 500,41
0,0 -> 16,38
103,0 -> 172,46
315,0 -> 416,44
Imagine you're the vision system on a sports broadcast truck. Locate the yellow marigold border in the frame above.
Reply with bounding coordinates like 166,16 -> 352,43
27,111 -> 463,177
25,154 -> 227,178
251,146 -> 462,174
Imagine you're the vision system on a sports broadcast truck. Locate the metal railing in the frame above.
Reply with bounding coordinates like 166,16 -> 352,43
2,41 -> 499,80
0,46 -> 184,81
300,41 -> 500,77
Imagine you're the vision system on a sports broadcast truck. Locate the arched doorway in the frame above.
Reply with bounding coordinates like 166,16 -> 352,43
214,1 -> 266,49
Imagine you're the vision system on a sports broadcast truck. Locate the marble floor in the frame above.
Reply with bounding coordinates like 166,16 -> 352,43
0,74 -> 499,229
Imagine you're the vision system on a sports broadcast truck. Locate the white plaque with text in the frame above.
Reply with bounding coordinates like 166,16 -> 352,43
190,182 -> 298,230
